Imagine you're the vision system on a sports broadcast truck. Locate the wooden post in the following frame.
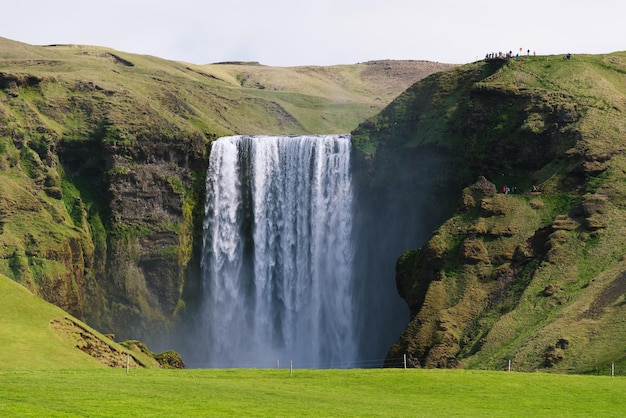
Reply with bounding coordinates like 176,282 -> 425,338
612,363 -> 615,378
508,359 -> 511,372
290,360 -> 293,377
403,354 -> 407,369
277,359 -> 280,369
126,353 -> 130,374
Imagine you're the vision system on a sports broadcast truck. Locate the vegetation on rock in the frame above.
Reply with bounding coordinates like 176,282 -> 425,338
353,51 -> 626,373
120,340 -> 184,369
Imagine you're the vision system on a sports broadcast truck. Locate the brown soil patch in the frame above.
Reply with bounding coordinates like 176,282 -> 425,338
360,60 -> 456,92
50,317 -> 151,368
580,272 -> 626,319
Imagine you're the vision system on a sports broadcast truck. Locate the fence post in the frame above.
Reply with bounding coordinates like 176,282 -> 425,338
277,359 -> 279,369
508,359 -> 511,372
126,353 -> 130,374
612,363 -> 615,378
290,360 -> 293,377
403,354 -> 407,369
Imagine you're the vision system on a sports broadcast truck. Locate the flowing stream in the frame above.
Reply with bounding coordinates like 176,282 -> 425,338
201,135 -> 356,368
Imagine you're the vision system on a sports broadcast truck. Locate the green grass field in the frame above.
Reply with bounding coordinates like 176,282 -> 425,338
1,368 -> 625,417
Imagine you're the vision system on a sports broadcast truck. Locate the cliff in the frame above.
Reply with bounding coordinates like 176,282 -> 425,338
352,51 -> 626,372
0,37 -> 451,343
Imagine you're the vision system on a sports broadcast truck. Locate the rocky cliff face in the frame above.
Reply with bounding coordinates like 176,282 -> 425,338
57,129 -> 208,340
353,52 -> 626,372
0,73 -> 210,340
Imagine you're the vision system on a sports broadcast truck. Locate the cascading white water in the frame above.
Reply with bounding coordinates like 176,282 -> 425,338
201,134 -> 355,368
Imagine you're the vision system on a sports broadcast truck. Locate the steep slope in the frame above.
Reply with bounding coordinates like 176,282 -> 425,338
352,51 -> 626,372
0,273 -> 157,369
0,36 -> 452,343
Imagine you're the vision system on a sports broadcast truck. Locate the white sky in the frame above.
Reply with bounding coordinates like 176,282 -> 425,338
3,0 -> 625,66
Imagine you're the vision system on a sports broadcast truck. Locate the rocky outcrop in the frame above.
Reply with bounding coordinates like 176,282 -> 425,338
355,53 -> 626,372
50,316 -> 152,368
120,340 -> 185,369
57,129 -> 209,341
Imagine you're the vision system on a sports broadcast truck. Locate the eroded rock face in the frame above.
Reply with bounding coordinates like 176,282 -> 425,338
460,176 -> 497,212
385,163 -> 604,369
50,317 -> 151,368
0,72 -> 44,97
57,130 -> 208,341
40,236 -> 91,319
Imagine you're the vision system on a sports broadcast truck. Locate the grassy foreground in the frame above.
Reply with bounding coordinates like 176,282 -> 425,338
0,368 -> 625,417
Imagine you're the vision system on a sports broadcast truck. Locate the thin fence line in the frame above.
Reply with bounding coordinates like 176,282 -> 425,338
184,358 -> 626,375
184,356 -> 403,370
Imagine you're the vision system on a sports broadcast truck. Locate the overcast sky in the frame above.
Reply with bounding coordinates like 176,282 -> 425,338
3,1 -> 625,66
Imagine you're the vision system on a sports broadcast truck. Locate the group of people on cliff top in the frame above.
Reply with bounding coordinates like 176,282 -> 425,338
485,49 -> 536,61
485,50 -> 573,62
502,184 -> 542,195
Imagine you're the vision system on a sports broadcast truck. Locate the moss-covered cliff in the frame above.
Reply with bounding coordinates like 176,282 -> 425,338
0,37 -> 450,343
352,52 -> 626,372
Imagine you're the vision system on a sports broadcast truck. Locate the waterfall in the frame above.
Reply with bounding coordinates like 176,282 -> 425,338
201,134 -> 355,368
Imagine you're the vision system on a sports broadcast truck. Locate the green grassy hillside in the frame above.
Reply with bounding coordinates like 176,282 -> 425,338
0,273 -> 156,370
353,51 -> 626,373
0,37 -> 451,136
